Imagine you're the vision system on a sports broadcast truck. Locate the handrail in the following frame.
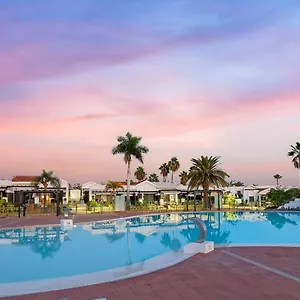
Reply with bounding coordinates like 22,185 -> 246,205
182,217 -> 207,243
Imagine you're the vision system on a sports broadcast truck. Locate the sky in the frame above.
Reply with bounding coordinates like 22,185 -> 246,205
1,0 -> 300,185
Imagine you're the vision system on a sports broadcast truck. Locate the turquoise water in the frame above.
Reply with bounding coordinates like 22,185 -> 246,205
0,212 -> 299,284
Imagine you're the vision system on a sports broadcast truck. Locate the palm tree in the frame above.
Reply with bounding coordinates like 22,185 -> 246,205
134,166 -> 146,181
105,181 -> 124,208
188,156 -> 229,209
288,142 -> 300,185
168,157 -> 180,183
273,174 -> 282,186
32,170 -> 61,216
148,173 -> 159,182
179,171 -> 189,185
159,163 -> 169,182
112,132 -> 149,210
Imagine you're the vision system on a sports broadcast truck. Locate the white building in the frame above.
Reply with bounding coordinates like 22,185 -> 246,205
0,176 -> 69,204
82,179 -> 223,209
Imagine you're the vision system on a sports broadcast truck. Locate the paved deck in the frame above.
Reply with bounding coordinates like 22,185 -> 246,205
2,247 -> 299,300
1,214 -> 299,300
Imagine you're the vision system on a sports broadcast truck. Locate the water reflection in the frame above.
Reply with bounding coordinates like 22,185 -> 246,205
266,212 -> 298,229
0,212 -> 299,259
0,226 -> 69,259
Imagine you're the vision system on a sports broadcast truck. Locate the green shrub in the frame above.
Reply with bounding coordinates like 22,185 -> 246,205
267,188 -> 290,207
86,201 -> 99,208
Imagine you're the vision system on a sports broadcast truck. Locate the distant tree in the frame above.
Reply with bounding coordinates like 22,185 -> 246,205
32,170 -> 61,216
112,132 -> 149,210
188,156 -> 229,209
273,174 -> 282,186
267,188 -> 289,208
229,180 -> 244,187
179,171 -> 189,185
285,188 -> 300,200
168,157 -> 180,183
105,181 -> 124,207
134,166 -> 146,181
159,163 -> 170,182
148,173 -> 159,182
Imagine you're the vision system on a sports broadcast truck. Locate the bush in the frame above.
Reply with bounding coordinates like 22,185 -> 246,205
86,201 -> 99,208
267,188 -> 291,207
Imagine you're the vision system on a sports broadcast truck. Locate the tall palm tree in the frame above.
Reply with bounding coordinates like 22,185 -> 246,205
179,171 -> 189,185
188,156 -> 229,209
134,166 -> 146,181
159,163 -> 169,182
168,157 -> 180,183
112,132 -> 149,210
105,181 -> 124,208
288,142 -> 300,185
32,170 -> 61,216
273,174 -> 282,186
148,173 -> 159,182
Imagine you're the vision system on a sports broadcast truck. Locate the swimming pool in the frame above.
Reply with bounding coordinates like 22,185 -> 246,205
0,211 -> 299,296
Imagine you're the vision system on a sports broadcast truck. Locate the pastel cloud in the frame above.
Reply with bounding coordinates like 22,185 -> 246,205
1,0 -> 300,184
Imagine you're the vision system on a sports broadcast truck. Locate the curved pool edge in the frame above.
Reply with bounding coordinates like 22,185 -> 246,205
0,243 -> 202,297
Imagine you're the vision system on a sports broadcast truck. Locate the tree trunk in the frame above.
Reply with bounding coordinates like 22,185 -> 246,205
171,171 -> 174,183
56,192 -> 60,217
126,161 -> 131,210
203,183 -> 209,209
276,178 -> 279,186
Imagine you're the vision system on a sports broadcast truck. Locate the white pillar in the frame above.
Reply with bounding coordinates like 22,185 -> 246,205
89,188 -> 93,201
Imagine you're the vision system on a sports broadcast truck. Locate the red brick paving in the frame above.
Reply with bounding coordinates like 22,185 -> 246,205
1,248 -> 299,300
1,214 -> 300,300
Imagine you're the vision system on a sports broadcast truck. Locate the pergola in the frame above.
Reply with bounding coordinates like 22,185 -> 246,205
12,188 -> 64,218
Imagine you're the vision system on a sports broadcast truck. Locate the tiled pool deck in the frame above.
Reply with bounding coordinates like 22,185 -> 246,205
0,214 -> 299,300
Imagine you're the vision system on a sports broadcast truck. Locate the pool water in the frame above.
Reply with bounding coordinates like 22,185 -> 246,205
0,211 -> 299,284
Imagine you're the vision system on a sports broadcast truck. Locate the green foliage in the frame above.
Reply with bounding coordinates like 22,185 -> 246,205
288,142 -> 300,169
159,163 -> 170,182
187,156 -> 230,208
168,157 -> 180,183
223,194 -> 237,206
0,199 -> 6,207
86,201 -> 100,208
229,180 -> 244,187
285,188 -> 300,200
32,170 -> 61,189
134,166 -> 146,181
148,173 -> 159,182
179,171 -> 189,185
266,188 -> 299,207
112,132 -> 149,164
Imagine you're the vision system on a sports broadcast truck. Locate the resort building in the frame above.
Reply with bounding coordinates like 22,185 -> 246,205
0,176 -> 69,205
82,179 -> 224,209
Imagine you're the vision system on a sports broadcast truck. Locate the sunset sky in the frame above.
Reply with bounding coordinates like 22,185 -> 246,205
1,0 -> 300,185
